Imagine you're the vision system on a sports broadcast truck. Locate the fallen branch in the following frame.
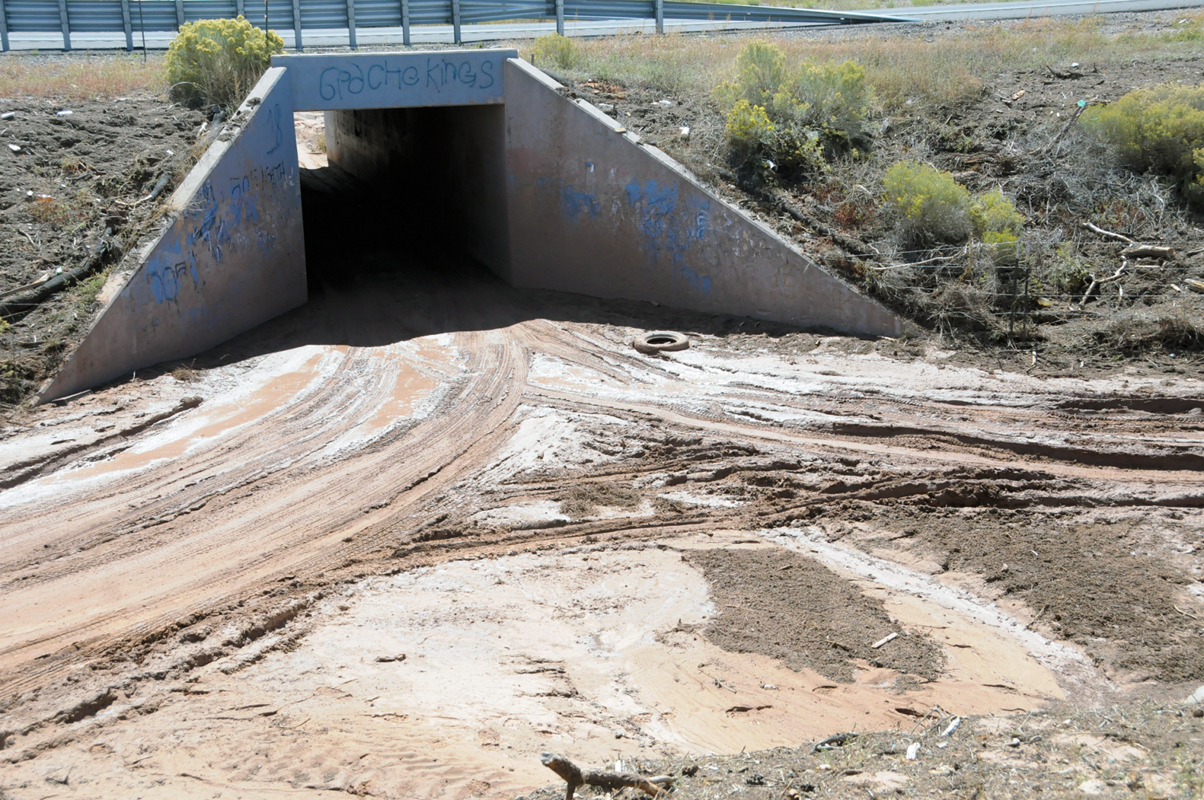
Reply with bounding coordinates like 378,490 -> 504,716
713,168 -> 879,261
872,632 -> 899,649
1077,261 -> 1126,309
540,753 -> 671,800
1032,101 -> 1088,156
0,228 -> 113,321
1122,244 -> 1175,260
1081,221 -> 1133,244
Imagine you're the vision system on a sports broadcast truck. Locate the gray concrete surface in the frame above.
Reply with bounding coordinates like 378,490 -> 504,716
500,59 -> 900,336
273,51 -> 514,110
40,68 -> 307,401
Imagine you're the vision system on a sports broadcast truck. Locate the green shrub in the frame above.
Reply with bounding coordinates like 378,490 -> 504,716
1082,83 -> 1204,206
166,16 -> 283,110
716,41 -> 872,181
882,161 -> 970,245
969,188 -> 1024,263
532,33 -> 579,71
1044,241 -> 1090,294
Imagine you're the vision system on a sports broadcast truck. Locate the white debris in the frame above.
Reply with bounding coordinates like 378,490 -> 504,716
906,742 -> 921,761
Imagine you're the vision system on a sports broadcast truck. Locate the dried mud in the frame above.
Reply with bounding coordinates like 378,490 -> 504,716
685,547 -> 945,683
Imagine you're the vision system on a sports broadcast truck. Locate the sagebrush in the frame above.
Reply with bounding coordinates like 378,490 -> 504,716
166,16 -> 283,111
716,41 -> 872,182
532,33 -> 579,71
882,161 -> 970,246
1082,82 -> 1204,207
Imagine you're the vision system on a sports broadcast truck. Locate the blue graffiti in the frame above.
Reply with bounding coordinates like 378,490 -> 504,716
145,258 -> 197,304
560,185 -> 600,221
679,265 -> 712,294
624,180 -> 713,295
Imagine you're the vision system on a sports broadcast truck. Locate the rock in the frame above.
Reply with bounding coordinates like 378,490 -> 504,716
1078,778 -> 1106,795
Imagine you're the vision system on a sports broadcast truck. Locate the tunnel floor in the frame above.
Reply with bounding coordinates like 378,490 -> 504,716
295,164 -> 531,347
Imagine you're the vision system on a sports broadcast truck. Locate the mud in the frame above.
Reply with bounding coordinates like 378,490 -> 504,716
834,509 -> 1204,683
685,547 -> 945,683
1,69 -> 1204,798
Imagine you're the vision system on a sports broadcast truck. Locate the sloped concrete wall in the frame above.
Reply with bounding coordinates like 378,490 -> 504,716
501,59 -> 901,336
41,68 -> 306,401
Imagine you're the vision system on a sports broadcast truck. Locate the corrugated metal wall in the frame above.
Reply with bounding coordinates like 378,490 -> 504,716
0,0 -> 896,51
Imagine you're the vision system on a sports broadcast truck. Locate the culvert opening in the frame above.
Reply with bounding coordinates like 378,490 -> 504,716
299,104 -> 509,294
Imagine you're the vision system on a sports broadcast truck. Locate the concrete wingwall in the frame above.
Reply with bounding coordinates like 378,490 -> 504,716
40,67 -> 307,401
501,59 -> 901,336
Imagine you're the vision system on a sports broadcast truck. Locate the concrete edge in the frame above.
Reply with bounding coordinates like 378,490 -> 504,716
507,57 -> 902,336
36,67 -> 292,404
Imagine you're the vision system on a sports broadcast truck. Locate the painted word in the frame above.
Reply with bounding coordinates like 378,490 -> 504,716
318,56 -> 495,102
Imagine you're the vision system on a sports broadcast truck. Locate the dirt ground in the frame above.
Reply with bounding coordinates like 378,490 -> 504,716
558,16 -> 1204,377
2,13 -> 1204,800
0,94 -> 205,400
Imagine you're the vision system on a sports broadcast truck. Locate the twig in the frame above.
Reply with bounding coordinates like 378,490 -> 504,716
1033,101 -> 1088,156
871,632 -> 899,649
868,252 -> 962,271
541,753 -> 670,800
1077,261 -> 1126,309
17,228 -> 37,247
1081,221 -> 1133,244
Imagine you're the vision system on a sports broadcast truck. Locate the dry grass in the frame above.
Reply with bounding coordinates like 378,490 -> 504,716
523,12 -> 1204,108
0,53 -> 168,100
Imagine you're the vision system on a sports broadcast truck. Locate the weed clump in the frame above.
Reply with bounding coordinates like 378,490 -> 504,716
1082,82 -> 1204,207
883,164 -> 1024,254
716,41 -> 872,182
166,16 -> 283,111
882,161 -> 970,246
969,188 -> 1024,263
532,33 -> 579,71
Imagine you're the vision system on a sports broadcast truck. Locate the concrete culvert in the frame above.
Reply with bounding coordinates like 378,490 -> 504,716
633,331 -> 690,354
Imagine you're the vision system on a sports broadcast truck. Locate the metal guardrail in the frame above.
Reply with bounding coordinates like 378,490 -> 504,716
0,0 -> 902,52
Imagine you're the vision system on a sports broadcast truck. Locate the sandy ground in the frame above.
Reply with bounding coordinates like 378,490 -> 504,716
1,125 -> 1202,797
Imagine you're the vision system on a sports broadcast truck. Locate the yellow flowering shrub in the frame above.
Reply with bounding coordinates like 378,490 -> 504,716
969,188 -> 1025,263
1082,83 -> 1204,206
167,16 -> 284,111
715,41 -> 872,182
882,161 -> 971,246
532,33 -> 579,70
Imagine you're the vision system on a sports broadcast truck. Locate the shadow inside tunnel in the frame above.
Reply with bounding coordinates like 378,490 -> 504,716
173,164 -> 846,373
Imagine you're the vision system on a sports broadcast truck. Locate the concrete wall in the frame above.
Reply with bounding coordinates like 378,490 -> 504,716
325,104 -> 510,279
273,50 -> 515,111
501,59 -> 901,337
40,67 -> 306,401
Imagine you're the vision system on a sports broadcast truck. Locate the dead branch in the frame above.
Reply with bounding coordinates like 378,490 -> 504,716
1081,221 -> 1133,243
1032,101 -> 1088,156
1077,261 -> 1126,309
540,753 -> 671,800
1121,244 -> 1175,260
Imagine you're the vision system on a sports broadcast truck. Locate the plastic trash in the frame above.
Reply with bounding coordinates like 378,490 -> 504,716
56,109 -> 73,116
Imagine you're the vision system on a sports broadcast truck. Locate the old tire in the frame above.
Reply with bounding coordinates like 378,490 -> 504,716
632,331 -> 690,355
